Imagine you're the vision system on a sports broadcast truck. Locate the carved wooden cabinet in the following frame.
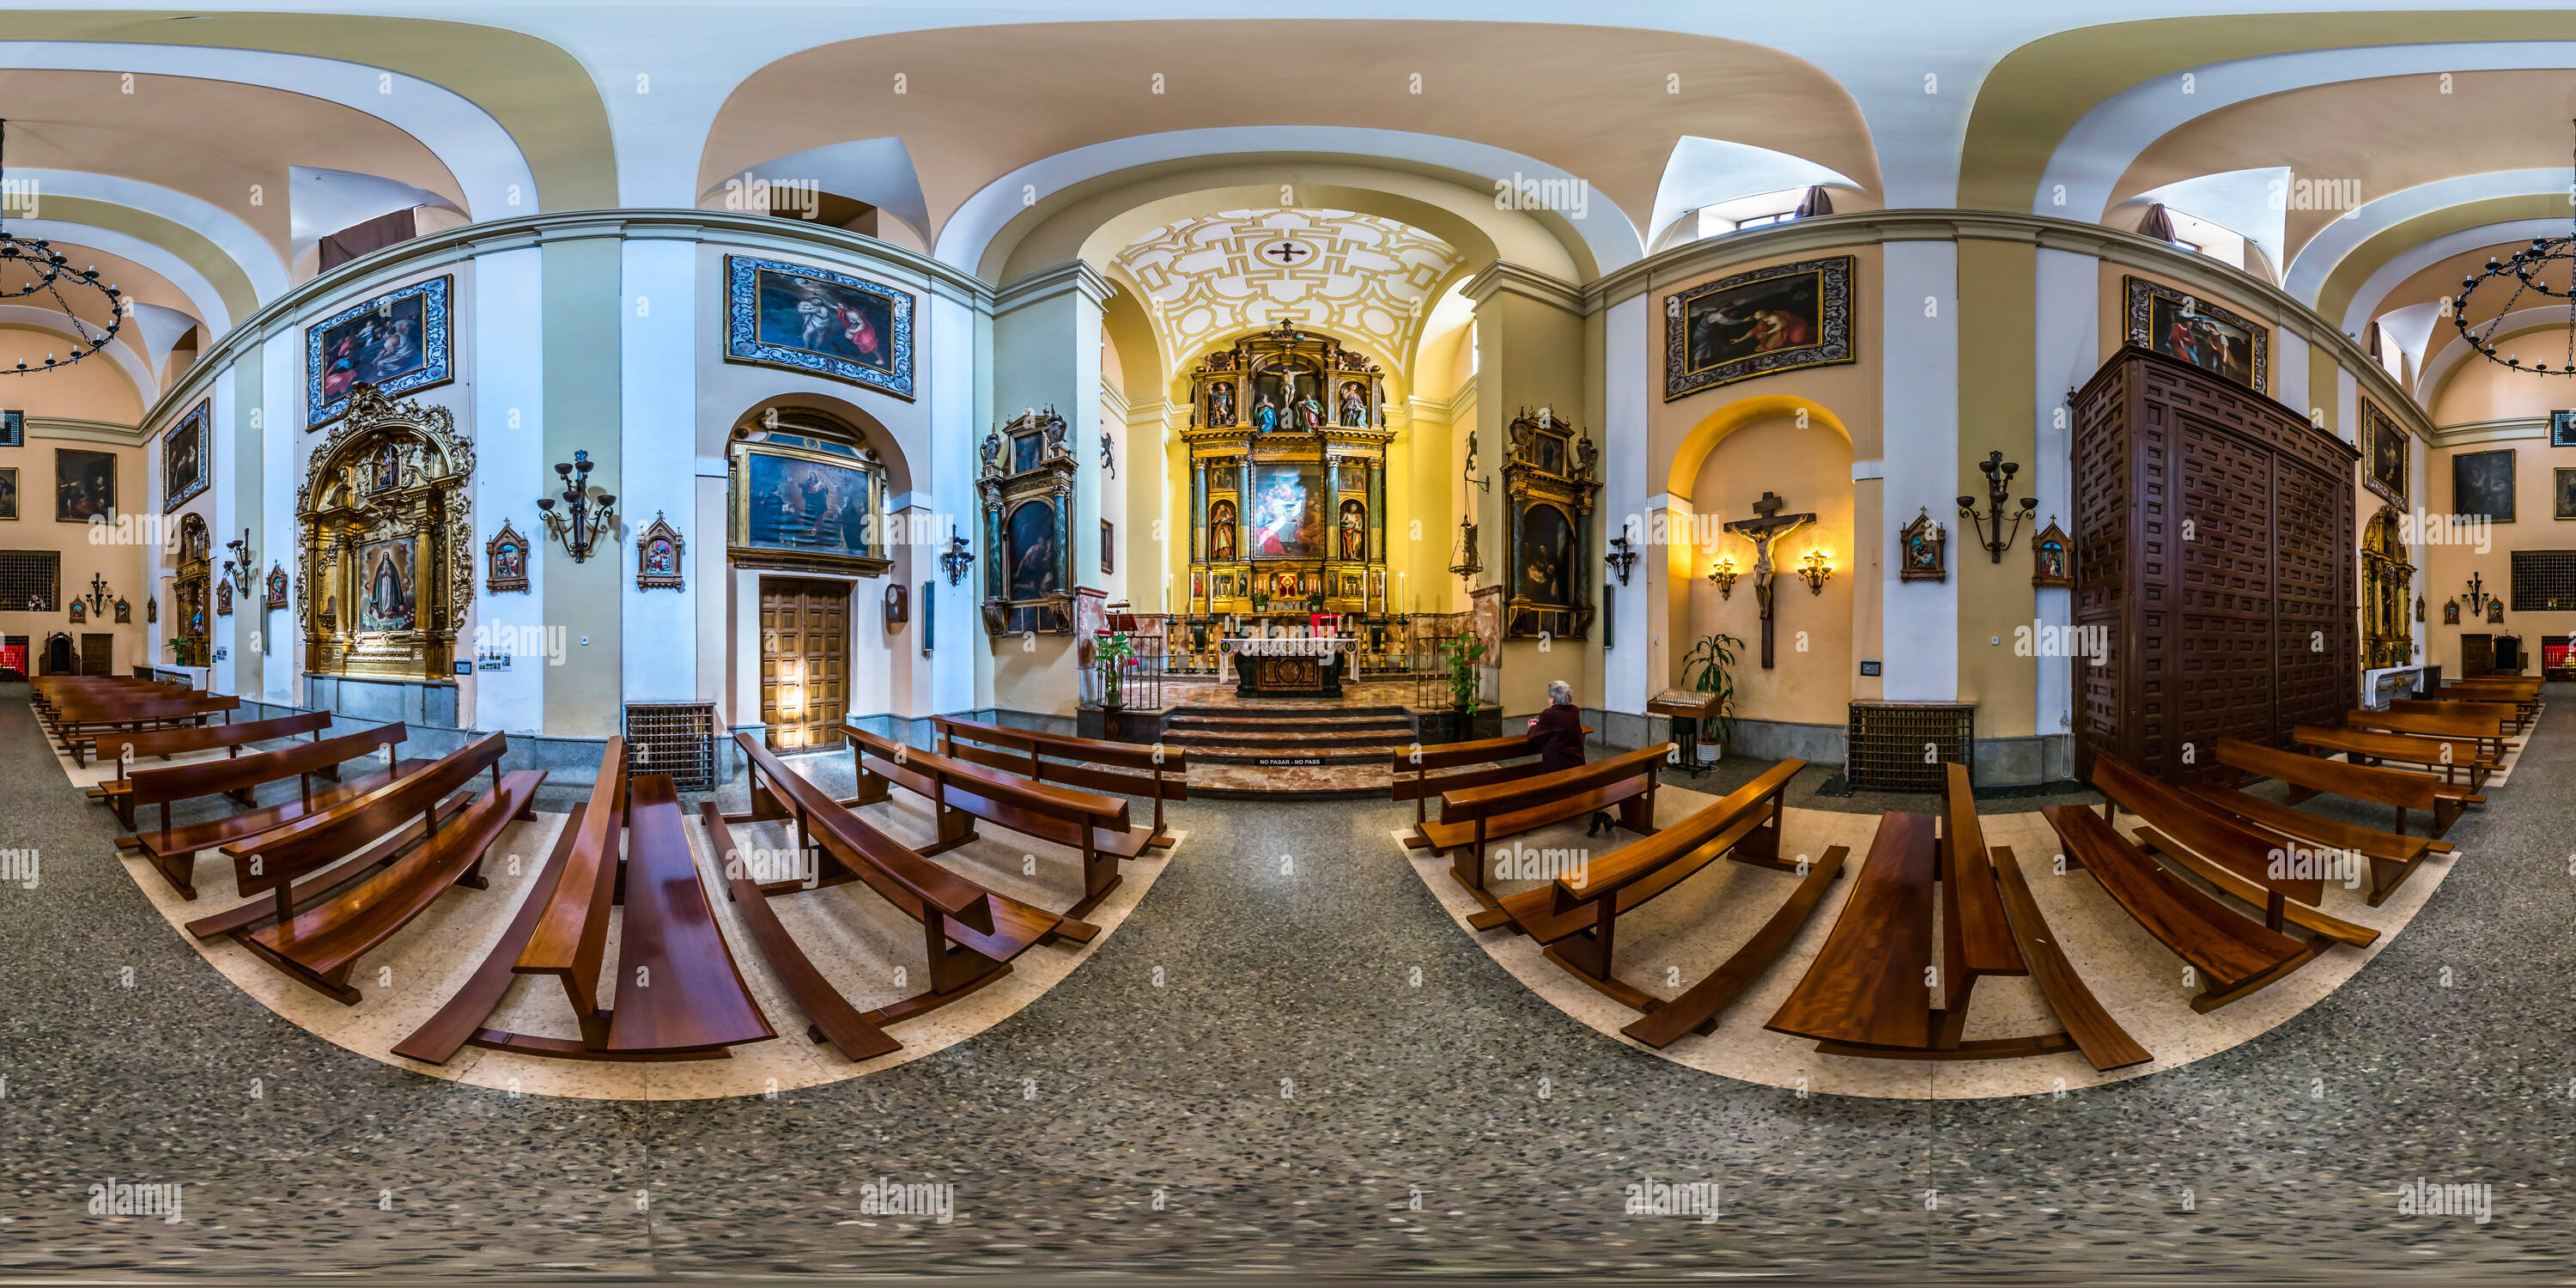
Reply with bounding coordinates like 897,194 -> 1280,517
2071,345 -> 2358,783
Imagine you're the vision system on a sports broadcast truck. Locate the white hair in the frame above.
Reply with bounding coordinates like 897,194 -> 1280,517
1547,679 -> 1575,707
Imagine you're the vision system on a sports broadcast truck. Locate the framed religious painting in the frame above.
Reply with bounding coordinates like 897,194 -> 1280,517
113,597 -> 130,624
2125,276 -> 2268,392
2454,448 -> 2515,523
0,466 -> 17,520
67,599 -> 84,624
163,398 -> 210,508
1101,519 -> 1114,574
355,535 -> 422,634
2361,398 -> 2408,507
635,511 -> 685,590
2030,516 -> 2072,588
484,521 -> 531,593
2554,410 -> 2576,448
724,255 -> 915,398
216,579 -> 233,617
264,563 -> 289,610
306,275 -> 453,428
55,447 -> 115,523
0,409 -> 19,447
1899,507 -> 1948,582
1665,254 -> 1854,400
727,437 -> 890,576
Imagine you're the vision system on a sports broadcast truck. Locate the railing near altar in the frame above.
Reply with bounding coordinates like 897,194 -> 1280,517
1143,613 -> 1454,681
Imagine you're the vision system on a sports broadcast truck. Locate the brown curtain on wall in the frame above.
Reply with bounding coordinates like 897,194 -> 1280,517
1794,185 -> 1834,218
318,208 -> 418,270
2135,203 -> 2175,241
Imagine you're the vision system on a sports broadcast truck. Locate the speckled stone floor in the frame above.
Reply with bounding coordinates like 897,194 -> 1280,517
2,681 -> 2569,1282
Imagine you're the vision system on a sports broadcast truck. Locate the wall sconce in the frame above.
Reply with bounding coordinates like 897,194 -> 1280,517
1709,556 -> 1739,598
222,528 -> 254,597
1796,550 -> 1833,595
1604,533 -> 1638,586
2464,571 -> 2493,618
1956,450 -> 2038,563
534,449 -> 617,563
84,572 -> 112,616
939,524 -> 975,586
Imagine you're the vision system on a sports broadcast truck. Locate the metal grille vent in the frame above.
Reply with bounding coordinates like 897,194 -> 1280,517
1845,702 -> 1974,793
624,702 -> 718,793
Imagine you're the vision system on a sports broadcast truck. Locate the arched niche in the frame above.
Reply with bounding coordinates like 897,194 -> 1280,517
295,385 -> 475,683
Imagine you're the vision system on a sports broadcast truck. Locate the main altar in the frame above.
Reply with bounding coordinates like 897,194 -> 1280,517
1227,634 -> 1353,697
1181,319 -> 1391,621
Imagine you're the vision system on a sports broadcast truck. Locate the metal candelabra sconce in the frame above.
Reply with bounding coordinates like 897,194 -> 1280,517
939,524 -> 975,586
534,449 -> 617,563
1796,550 -> 1833,595
1604,533 -> 1638,586
1710,556 -> 1739,598
2464,571 -> 2494,618
84,572 -> 112,616
222,528 -> 254,597
1957,451 -> 2038,563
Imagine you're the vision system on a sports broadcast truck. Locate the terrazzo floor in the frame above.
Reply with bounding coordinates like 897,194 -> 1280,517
2,681 -> 2570,1282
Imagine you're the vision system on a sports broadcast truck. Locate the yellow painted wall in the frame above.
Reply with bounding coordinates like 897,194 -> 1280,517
0,431 -> 149,674
2422,437 -> 2569,676
0,331 -> 144,423
1686,414 -> 1853,726
2430,339 -> 2569,425
1959,236 -> 2038,738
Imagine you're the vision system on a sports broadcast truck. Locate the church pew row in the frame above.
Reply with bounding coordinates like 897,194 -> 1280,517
1765,765 -> 2148,1069
1390,727 -> 1590,854
2345,708 -> 2517,766
1432,744 -> 1672,912
2040,801 -> 2311,1015
116,721 -> 413,900
697,801 -> 902,1062
88,711 -> 336,828
54,695 -> 241,764
2293,723 -> 2494,795
931,715 -> 1186,851
2224,736 -> 2475,839
217,733 -> 544,1005
2092,756 -> 2379,960
844,722 -> 1141,921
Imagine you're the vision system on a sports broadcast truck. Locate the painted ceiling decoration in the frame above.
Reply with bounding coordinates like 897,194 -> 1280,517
1109,207 -> 1461,379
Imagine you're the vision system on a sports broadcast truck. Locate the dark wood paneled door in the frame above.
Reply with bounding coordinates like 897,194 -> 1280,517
759,577 -> 848,751
80,633 -> 113,677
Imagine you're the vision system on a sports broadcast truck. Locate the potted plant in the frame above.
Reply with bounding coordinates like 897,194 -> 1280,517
1676,631 -> 1745,762
1442,631 -> 1485,717
1096,630 -> 1133,711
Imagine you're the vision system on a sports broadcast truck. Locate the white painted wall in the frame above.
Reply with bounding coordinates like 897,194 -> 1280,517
471,246 -> 546,732
620,238 -> 697,705
1880,240 -> 1959,702
2032,247 -> 2097,738
1601,294 -> 1649,716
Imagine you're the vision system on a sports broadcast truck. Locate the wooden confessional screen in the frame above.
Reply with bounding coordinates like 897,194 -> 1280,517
2070,344 -> 2358,784
758,576 -> 849,752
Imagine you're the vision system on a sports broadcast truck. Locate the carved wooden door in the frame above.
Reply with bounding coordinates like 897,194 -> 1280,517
760,577 -> 848,751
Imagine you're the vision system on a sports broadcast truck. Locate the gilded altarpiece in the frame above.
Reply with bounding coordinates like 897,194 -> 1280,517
1501,408 -> 1597,640
295,386 -> 475,682
2361,507 -> 2415,670
980,406 -> 1077,635
1182,322 -> 1390,616
173,513 -> 211,666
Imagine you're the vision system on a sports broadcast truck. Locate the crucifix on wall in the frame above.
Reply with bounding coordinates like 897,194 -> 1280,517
1721,490 -> 1816,669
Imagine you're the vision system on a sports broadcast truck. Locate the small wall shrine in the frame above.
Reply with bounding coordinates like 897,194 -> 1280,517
1182,320 -> 1392,617
174,513 -> 210,665
980,405 -> 1077,635
1501,406 -> 1598,640
295,385 -> 475,683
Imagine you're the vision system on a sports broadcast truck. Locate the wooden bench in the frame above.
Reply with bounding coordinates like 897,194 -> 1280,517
847,723 -> 1141,920
118,721 -> 412,899
55,695 -> 240,764
1428,744 -> 1671,908
2431,684 -> 2537,728
232,734 -> 544,1005
2182,781 -> 2439,908
1392,728 -> 1590,854
2039,802 -> 2309,1013
729,732 -> 1088,1022
699,800 -> 901,1062
2346,708 -> 2517,765
2222,735 -> 2473,838
598,774 -> 775,1056
1765,766 -> 2148,1069
2391,699 -> 2524,734
88,712 -> 336,826
932,715 -> 1186,850
2293,723 -> 2495,794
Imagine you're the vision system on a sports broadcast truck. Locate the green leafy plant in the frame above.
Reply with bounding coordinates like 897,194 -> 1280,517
1442,631 -> 1485,711
1095,631 -> 1134,708
1677,631 -> 1746,745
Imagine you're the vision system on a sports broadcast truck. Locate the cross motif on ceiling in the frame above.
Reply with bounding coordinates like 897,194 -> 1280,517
1264,240 -> 1310,265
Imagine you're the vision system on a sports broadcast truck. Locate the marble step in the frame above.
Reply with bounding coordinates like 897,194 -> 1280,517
1164,727 -> 1409,747
1165,705 -> 1412,721
1176,741 -> 1408,766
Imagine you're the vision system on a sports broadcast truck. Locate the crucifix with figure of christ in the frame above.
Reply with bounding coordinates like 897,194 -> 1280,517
1722,490 -> 1815,669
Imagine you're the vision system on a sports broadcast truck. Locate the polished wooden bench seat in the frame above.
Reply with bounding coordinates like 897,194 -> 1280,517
88,711 -> 335,827
933,715 -> 1186,850
118,721 -> 410,899
2183,781 -> 2439,908
2223,735 -> 2473,838
1766,811 -> 1937,1050
603,775 -> 773,1056
55,695 -> 240,764
2040,802 -> 2308,1013
2428,686 -> 2537,728
2346,708 -> 2517,765
235,734 -> 541,1005
2293,723 -> 2494,794
699,801 -> 900,1062
1428,744 -> 1670,907
1392,728 -> 1589,854
847,723 -> 1139,919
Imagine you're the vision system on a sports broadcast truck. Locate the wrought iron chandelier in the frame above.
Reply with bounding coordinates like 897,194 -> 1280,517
0,119 -> 125,374
2451,119 -> 2576,374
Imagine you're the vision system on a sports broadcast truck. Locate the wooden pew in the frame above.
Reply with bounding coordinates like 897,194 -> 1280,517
2431,684 -> 2537,728
55,695 -> 240,764
847,723 -> 1142,920
119,721 -> 412,899
2183,781 -> 2438,908
2346,708 -> 2516,764
2293,723 -> 2494,794
699,800 -> 901,1062
2092,756 -> 2377,958
932,715 -> 1187,850
729,732 -> 1087,1023
2391,699 -> 2522,732
599,775 -> 774,1055
1391,728 -> 1589,854
1428,744 -> 1672,908
2039,803 -> 2309,1013
2221,736 -> 2472,838
1764,766 -> 2148,1069
88,711 -> 336,827
232,733 -> 544,1005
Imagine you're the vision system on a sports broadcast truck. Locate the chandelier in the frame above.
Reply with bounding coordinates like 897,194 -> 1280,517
0,118 -> 125,374
2451,120 -> 2576,375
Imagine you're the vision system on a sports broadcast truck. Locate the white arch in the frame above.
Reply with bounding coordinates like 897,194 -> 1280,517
6,168 -> 285,305
933,125 -> 1643,276
4,217 -> 229,336
2416,301 -> 2576,405
702,137 -> 932,240
1647,137 -> 1862,248
2338,217 -> 2566,335
0,41 -> 536,217
2287,169 -> 2566,307
0,303 -> 159,403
